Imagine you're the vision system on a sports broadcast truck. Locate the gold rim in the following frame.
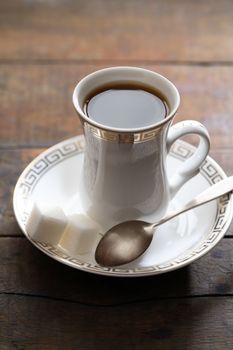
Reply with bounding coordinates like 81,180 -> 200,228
73,67 -> 180,136
13,136 -> 233,277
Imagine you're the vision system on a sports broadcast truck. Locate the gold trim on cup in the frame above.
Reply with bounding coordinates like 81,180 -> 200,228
73,67 -> 181,144
83,122 -> 164,144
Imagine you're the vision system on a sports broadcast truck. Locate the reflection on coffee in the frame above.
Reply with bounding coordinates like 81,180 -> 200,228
84,82 -> 169,129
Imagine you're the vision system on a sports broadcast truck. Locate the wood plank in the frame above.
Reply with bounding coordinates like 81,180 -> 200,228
1,0 -> 233,62
1,64 -> 233,148
0,294 -> 232,349
0,149 -> 43,237
0,148 -> 232,237
1,237 -> 233,302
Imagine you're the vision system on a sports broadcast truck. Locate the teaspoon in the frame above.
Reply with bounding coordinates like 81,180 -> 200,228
95,176 -> 233,267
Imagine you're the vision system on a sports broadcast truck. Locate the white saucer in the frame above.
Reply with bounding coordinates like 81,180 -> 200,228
13,135 -> 233,277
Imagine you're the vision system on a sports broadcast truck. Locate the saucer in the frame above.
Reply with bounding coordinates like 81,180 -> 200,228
13,135 -> 233,277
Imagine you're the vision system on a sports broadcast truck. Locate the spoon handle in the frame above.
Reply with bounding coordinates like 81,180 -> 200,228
152,176 -> 233,228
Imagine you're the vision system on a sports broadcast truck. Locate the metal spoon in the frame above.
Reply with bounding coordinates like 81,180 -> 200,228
95,176 -> 233,267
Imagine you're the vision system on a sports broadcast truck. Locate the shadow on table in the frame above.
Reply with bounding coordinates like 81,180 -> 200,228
8,239 -> 215,349
21,239 -> 193,305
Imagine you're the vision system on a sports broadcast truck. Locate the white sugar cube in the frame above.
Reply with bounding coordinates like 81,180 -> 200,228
25,202 -> 68,245
58,214 -> 101,255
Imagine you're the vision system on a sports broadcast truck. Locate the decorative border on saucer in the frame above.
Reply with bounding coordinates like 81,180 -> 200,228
18,138 -> 85,200
14,136 -> 233,277
170,142 -> 225,184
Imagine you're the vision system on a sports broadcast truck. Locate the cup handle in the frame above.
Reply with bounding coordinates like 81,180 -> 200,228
167,120 -> 210,197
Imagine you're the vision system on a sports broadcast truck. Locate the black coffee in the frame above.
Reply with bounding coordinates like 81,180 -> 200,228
84,83 -> 168,129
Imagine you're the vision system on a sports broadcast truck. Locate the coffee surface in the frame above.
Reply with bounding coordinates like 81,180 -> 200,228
84,84 -> 168,129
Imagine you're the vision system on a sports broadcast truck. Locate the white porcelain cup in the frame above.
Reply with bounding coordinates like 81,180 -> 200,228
73,67 -> 210,229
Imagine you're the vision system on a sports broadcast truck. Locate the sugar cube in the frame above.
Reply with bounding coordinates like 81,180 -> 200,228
25,201 -> 68,245
58,213 -> 101,255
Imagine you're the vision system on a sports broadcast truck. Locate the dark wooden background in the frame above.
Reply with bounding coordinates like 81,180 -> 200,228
1,1 -> 233,349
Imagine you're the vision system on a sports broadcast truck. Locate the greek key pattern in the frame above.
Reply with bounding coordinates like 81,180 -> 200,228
17,137 -> 232,276
84,123 -> 163,144
18,139 -> 85,197
170,143 -> 226,183
170,142 -> 194,160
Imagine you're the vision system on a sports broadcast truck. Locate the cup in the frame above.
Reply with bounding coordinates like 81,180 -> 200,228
73,67 -> 210,229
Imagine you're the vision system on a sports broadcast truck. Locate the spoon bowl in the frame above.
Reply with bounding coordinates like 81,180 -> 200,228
95,221 -> 153,267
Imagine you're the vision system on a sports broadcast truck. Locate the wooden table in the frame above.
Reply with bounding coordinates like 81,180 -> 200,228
1,1 -> 233,348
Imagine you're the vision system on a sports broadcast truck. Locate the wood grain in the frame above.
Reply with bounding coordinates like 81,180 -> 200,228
1,237 -> 233,304
1,64 -> 233,147
0,294 -> 233,349
0,149 -> 42,237
1,0 -> 233,62
1,148 -> 233,238
1,1 -> 233,348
